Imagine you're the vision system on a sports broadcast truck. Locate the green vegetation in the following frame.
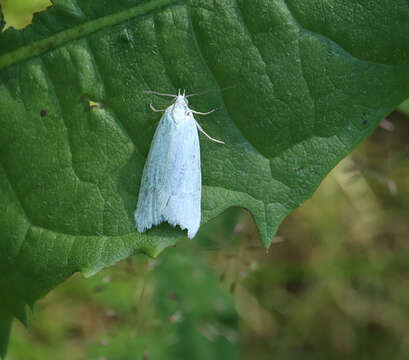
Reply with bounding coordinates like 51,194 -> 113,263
1,0 -> 409,358
7,109 -> 409,359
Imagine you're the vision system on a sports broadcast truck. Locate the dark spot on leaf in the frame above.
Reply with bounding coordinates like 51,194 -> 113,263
79,27 -> 84,33
362,113 -> 368,125
40,109 -> 47,117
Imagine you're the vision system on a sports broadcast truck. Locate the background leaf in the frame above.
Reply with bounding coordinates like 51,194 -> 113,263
1,0 -> 409,356
0,0 -> 52,31
152,250 -> 239,360
398,98 -> 409,116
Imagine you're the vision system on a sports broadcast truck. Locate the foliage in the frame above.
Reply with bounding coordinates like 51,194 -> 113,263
1,0 -> 409,357
0,0 -> 52,31
7,112 -> 409,358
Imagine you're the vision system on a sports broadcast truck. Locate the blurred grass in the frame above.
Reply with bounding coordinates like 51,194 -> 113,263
7,108 -> 409,359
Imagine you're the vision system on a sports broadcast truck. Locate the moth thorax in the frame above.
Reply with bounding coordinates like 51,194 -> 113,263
172,102 -> 190,124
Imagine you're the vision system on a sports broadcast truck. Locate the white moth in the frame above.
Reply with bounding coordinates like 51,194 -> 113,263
134,89 -> 224,239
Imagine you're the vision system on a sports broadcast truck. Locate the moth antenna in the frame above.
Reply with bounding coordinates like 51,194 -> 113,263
195,120 -> 224,144
186,85 -> 235,98
144,90 -> 176,97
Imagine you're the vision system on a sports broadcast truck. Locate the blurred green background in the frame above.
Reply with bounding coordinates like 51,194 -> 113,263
6,107 -> 409,359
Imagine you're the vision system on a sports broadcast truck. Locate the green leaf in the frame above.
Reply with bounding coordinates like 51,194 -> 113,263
0,0 -> 53,31
153,250 -> 239,360
87,250 -> 239,360
1,0 -> 409,356
398,98 -> 409,116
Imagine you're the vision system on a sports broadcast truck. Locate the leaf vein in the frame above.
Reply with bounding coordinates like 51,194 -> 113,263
281,0 -> 394,67
0,0 -> 180,71
38,58 -> 97,187
233,0 -> 277,99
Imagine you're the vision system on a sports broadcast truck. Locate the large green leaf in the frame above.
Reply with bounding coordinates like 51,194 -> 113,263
1,0 -> 409,357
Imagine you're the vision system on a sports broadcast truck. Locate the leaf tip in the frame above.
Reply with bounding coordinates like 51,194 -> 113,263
249,202 -> 288,248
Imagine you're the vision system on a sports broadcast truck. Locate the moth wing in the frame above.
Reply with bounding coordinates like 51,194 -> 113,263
160,112 -> 201,238
134,109 -> 173,231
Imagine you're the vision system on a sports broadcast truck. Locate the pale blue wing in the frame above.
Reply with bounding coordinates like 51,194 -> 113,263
134,109 -> 201,238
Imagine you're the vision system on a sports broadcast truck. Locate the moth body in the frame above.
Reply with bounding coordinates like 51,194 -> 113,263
135,92 -> 203,238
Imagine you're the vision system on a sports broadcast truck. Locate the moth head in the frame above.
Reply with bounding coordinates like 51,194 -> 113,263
176,89 -> 188,105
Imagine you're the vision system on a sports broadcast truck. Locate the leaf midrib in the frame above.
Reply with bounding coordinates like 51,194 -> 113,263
0,0 -> 179,71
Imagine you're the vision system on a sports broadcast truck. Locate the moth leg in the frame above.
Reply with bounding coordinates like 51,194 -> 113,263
194,120 -> 225,144
149,102 -> 166,112
190,108 -> 217,116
